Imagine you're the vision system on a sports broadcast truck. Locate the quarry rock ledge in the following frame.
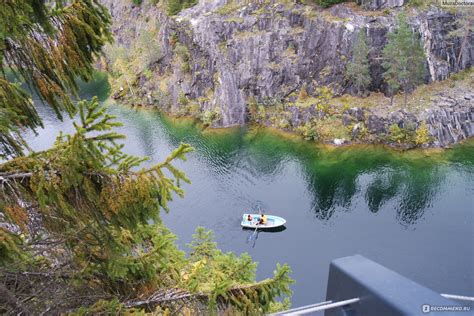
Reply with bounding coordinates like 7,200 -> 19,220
101,0 -> 474,148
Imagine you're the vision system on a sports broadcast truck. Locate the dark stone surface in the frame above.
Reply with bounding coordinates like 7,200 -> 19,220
102,0 -> 474,146
326,255 -> 464,316
366,115 -> 386,134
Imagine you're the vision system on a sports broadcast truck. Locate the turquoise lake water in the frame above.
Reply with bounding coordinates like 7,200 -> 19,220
25,79 -> 474,307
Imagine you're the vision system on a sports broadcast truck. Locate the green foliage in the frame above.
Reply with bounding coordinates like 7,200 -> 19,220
388,124 -> 410,143
408,0 -> 424,7
0,3 -> 293,314
348,122 -> 369,141
248,97 -> 258,121
188,227 -> 218,260
407,0 -> 437,8
269,297 -> 292,314
264,100 -> 292,129
132,0 -> 143,5
215,1 -> 243,15
296,116 -> 349,142
388,122 -> 432,146
187,103 -> 201,117
201,108 -> 222,126
248,97 -> 268,123
169,32 -> 179,47
106,27 -> 162,95
0,0 -> 112,158
135,28 -> 162,72
74,298 -> 125,315
167,0 -> 198,15
175,43 -> 190,62
175,43 -> 191,73
257,105 -> 267,122
315,0 -> 347,8
347,30 -> 371,96
0,98 -> 189,305
382,13 -> 426,106
176,100 -> 201,118
181,60 -> 191,73
0,99 -> 292,313
277,116 -> 291,129
184,228 -> 294,314
296,121 -> 319,141
414,122 -> 432,146
178,91 -> 189,106
0,228 -> 29,267
449,67 -> 473,81
315,86 -> 333,113
143,68 -> 153,80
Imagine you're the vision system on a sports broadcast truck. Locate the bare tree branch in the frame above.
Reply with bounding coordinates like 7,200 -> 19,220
0,283 -> 29,315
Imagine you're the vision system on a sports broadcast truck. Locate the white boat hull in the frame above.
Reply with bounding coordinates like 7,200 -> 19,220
241,214 -> 287,229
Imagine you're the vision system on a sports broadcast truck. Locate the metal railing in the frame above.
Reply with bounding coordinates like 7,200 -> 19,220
270,255 -> 473,316
271,298 -> 360,315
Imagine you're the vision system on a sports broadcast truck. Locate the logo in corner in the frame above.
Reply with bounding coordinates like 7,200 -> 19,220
422,304 -> 431,314
439,0 -> 474,6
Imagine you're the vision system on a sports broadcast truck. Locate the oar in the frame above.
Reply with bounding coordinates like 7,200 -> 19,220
246,225 -> 259,243
251,229 -> 259,248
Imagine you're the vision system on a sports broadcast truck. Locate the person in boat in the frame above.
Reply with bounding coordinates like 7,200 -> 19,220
247,214 -> 253,222
259,214 -> 267,225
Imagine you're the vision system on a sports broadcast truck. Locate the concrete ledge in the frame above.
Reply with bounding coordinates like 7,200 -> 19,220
325,254 -> 464,316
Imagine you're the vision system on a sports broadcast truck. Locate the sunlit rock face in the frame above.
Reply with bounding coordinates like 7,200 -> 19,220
340,90 -> 474,147
101,0 -> 473,146
425,94 -> 474,147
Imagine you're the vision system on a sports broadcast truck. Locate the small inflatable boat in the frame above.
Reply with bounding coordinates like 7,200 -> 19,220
241,214 -> 286,229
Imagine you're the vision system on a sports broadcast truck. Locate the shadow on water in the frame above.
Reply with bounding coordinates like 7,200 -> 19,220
159,117 -> 472,226
302,152 -> 446,225
242,226 -> 287,233
27,94 -> 474,307
364,166 -> 444,225
76,72 -> 111,102
104,103 -> 474,228
243,226 -> 287,248
157,114 -> 248,176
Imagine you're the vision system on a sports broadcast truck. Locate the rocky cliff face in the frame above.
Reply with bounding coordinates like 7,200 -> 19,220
102,0 -> 473,147
342,87 -> 474,147
357,0 -> 405,10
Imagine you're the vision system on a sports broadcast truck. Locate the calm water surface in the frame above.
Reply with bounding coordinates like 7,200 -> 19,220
26,96 -> 474,307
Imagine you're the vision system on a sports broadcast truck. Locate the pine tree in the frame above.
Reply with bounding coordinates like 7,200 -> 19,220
167,0 -> 198,15
315,0 -> 347,8
168,0 -> 184,15
347,30 -> 371,96
107,28 -> 162,96
0,0 -> 112,159
0,2 -> 293,314
382,13 -> 426,107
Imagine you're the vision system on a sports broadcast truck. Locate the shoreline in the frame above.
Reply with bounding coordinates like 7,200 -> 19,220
109,100 -> 473,153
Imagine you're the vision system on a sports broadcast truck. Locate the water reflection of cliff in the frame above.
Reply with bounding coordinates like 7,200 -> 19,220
298,152 -> 443,224
365,167 -> 445,225
117,110 -> 474,226
240,129 -> 473,226
113,107 -> 159,158
157,115 -> 246,178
